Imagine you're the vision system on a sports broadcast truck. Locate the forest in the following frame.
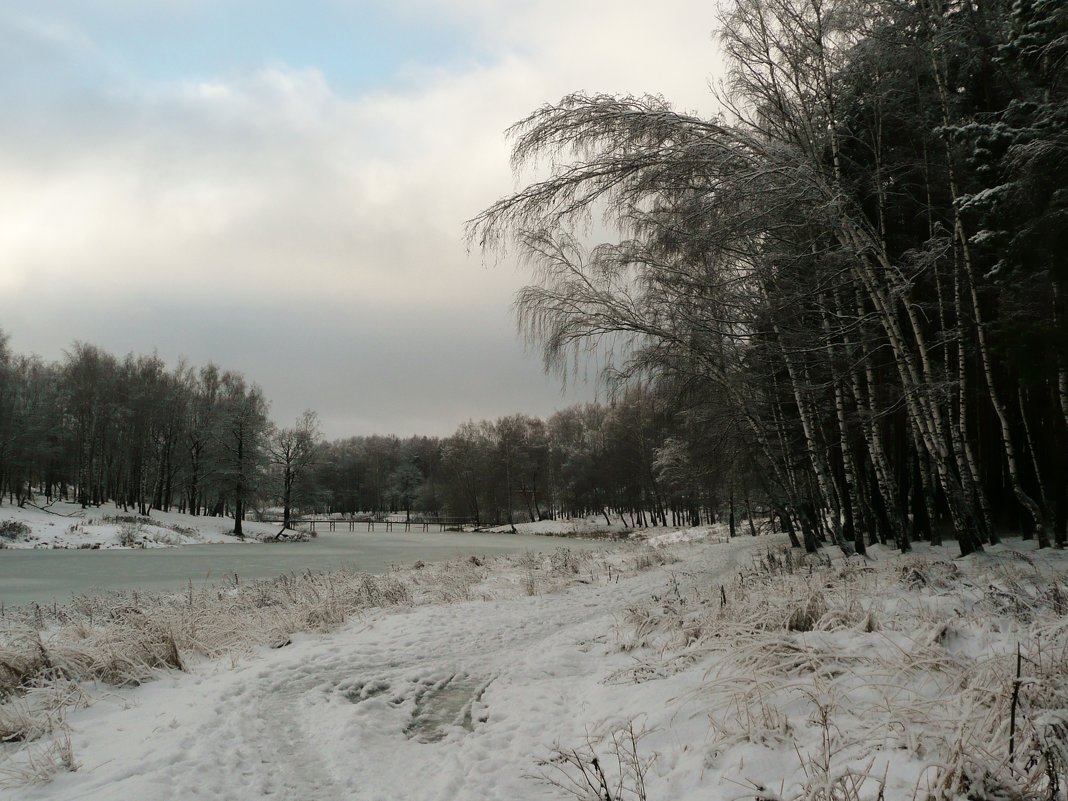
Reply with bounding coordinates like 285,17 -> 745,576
3,0 -> 1066,556
469,0 -> 1067,555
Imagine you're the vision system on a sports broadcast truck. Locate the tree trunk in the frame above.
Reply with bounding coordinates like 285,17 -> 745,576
728,487 -> 736,539
772,320 -> 847,553
921,1 -> 1047,546
822,294 -> 864,555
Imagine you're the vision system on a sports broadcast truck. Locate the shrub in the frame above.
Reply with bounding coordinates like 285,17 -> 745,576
0,521 -> 30,542
117,522 -> 142,548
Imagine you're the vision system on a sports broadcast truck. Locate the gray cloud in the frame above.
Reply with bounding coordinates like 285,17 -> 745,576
0,1 -> 723,438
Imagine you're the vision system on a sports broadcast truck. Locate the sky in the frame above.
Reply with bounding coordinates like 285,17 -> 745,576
0,0 -> 725,439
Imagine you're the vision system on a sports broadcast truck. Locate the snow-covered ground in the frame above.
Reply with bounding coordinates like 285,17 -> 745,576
0,502 -> 290,549
481,516 -> 730,544
483,517 -> 626,537
0,505 -> 646,550
2,531 -> 1066,800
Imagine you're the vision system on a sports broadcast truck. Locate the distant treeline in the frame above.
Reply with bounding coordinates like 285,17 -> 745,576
321,386 -> 730,530
0,335 -> 731,533
0,338 -> 302,535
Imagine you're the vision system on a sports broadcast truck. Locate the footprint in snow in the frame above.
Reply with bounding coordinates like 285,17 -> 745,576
339,678 -> 392,703
341,672 -> 493,743
403,673 -> 492,743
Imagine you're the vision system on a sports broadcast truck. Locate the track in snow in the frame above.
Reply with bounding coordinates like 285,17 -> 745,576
9,539 -> 747,801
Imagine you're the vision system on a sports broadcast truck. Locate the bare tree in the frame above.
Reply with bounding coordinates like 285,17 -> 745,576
268,410 -> 322,532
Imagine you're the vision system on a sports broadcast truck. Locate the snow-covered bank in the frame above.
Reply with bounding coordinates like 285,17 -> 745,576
482,517 -> 629,538
482,516 -> 730,545
0,502 -> 294,549
0,505 -> 667,550
2,533 -> 1067,800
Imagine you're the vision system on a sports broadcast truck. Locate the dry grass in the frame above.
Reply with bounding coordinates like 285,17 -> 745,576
537,722 -> 655,801
631,545 -> 680,573
0,732 -> 78,787
608,544 -> 1068,801
0,539 -> 675,789
0,543 -> 638,752
0,566 -> 421,748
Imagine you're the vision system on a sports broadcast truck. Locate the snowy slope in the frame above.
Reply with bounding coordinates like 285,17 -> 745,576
3,533 -> 1066,801
0,501 -> 291,549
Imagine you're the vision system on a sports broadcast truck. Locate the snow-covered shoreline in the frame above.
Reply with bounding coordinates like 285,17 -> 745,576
3,531 -> 1067,800
0,501 -> 296,550
0,503 -> 672,551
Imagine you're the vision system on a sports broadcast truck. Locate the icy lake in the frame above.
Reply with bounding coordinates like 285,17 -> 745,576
0,530 -> 601,609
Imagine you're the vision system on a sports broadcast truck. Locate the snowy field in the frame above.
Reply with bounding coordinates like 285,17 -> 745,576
2,529 -> 1067,800
0,502 -> 285,550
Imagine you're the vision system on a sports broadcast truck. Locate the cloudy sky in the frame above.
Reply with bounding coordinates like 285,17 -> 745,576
0,1 -> 724,439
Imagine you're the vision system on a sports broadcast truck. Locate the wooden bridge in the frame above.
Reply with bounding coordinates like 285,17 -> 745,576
258,516 -> 475,533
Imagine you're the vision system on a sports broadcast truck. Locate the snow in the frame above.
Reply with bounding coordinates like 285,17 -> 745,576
0,501 -> 290,549
480,515 -> 731,544
2,533 -> 1067,800
482,516 -> 628,537
645,522 -> 729,546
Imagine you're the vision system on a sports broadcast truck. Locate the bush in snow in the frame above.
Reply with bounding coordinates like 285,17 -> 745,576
116,522 -> 143,548
0,521 -> 30,542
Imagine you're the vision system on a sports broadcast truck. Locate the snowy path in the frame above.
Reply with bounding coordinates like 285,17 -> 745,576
11,539 -> 747,801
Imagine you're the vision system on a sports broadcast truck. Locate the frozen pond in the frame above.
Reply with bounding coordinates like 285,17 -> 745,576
0,530 -> 602,609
